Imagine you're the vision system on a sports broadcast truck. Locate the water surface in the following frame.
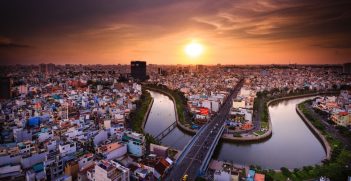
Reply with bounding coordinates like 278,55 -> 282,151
213,97 -> 325,169
144,91 -> 192,150
145,91 -> 325,169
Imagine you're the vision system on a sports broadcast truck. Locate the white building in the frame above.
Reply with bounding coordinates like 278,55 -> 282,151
93,130 -> 108,146
65,127 -> 84,140
78,153 -> 94,170
94,160 -> 130,181
211,101 -> 220,112
45,140 -> 57,152
202,100 -> 211,110
13,128 -> 32,142
37,131 -> 53,142
58,142 -> 76,156
233,100 -> 245,109
0,164 -> 22,178
122,131 -> 145,157
96,142 -> 127,160
214,170 -> 231,181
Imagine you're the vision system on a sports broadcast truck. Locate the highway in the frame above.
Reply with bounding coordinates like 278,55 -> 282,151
168,79 -> 244,181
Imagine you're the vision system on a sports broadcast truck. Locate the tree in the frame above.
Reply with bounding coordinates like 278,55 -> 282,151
280,167 -> 291,177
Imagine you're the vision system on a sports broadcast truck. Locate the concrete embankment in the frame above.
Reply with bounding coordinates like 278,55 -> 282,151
144,86 -> 269,140
144,87 -> 337,145
296,106 -> 331,160
142,98 -> 154,129
143,86 -> 196,135
222,91 -> 338,142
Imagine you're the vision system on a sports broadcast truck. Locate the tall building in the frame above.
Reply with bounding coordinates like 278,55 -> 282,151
130,61 -> 146,81
343,63 -> 351,74
157,67 -> 167,76
46,63 -> 56,74
39,63 -> 56,75
196,64 -> 205,72
39,63 -> 46,74
0,77 -> 12,99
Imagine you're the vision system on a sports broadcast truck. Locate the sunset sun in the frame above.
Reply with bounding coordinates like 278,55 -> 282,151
185,42 -> 203,58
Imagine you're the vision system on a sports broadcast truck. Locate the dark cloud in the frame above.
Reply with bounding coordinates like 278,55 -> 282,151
312,41 -> 351,49
0,42 -> 31,49
0,37 -> 32,49
0,0 -> 177,36
1,0 -> 350,42
194,0 -> 351,48
0,0 -> 350,64
0,0 -> 222,37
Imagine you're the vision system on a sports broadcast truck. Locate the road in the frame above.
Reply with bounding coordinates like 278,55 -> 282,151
304,102 -> 350,150
167,79 -> 244,181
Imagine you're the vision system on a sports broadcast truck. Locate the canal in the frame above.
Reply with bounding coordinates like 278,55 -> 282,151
144,91 -> 326,169
144,91 -> 192,150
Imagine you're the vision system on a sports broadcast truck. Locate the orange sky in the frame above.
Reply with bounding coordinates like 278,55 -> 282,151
0,0 -> 350,65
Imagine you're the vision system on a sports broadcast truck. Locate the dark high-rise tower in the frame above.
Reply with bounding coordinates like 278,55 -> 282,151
0,77 -> 12,99
46,63 -> 56,75
131,61 -> 147,81
39,64 -> 46,74
343,63 -> 351,74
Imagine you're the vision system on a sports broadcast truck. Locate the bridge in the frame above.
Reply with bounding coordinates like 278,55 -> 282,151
167,79 -> 244,181
154,122 -> 177,141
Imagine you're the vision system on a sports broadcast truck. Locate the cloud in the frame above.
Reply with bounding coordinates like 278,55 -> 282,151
312,41 -> 351,49
1,0 -> 350,43
0,0 -> 350,64
193,0 -> 351,47
0,43 -> 31,49
0,37 -> 32,49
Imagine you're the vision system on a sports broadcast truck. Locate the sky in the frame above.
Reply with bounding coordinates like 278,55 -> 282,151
0,0 -> 350,65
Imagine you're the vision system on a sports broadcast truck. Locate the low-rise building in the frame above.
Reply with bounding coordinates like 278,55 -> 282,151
122,131 -> 145,157
59,141 -> 76,156
96,142 -> 127,160
94,160 -> 130,181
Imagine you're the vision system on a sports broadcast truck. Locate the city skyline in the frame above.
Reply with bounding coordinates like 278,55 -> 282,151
0,62 -> 350,180
1,0 -> 351,65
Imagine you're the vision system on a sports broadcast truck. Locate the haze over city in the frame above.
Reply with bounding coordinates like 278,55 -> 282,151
1,0 -> 351,65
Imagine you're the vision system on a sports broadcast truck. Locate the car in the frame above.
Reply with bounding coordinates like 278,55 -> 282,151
182,174 -> 188,181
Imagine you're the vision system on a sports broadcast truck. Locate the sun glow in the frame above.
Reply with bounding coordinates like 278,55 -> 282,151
185,42 -> 203,58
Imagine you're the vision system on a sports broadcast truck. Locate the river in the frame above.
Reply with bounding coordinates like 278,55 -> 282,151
144,91 -> 192,150
144,91 -> 326,169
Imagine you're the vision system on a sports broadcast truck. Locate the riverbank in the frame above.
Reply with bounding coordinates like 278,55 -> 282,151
129,90 -> 152,132
296,105 -> 331,160
222,91 -> 337,142
143,85 -> 197,135
230,94 -> 350,181
144,85 -> 339,143
142,87 -> 349,179
260,98 -> 351,181
142,98 -> 154,129
258,94 -> 351,181
128,90 -> 160,144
